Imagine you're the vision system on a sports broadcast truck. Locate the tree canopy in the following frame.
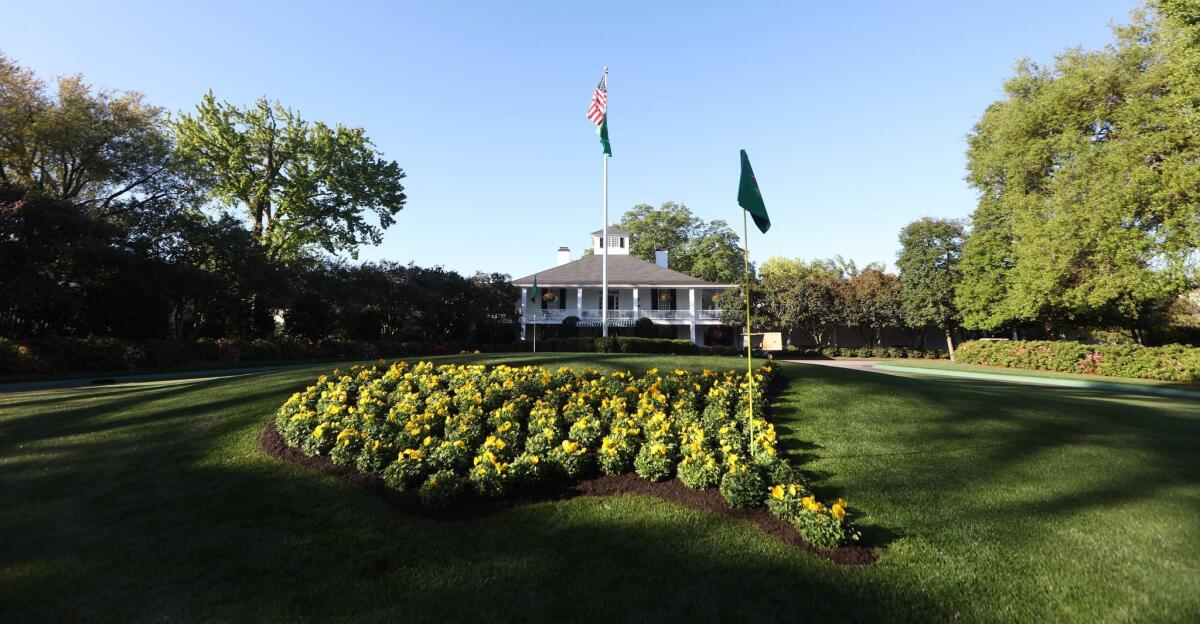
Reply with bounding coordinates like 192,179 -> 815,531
606,201 -> 745,283
897,217 -> 965,352
0,53 -> 186,220
174,92 -> 407,260
957,7 -> 1200,332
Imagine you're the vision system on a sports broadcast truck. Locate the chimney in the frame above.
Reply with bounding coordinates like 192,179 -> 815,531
556,246 -> 571,266
654,250 -> 668,267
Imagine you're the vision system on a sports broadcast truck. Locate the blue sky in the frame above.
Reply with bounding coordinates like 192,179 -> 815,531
3,0 -> 1138,277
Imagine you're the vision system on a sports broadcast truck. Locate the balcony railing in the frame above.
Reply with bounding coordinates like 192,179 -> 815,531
522,308 -> 724,324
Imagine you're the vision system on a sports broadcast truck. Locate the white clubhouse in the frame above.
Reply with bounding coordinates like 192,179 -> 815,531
512,228 -> 737,345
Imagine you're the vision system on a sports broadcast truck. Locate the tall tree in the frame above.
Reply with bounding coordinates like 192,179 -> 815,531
897,217 -> 965,356
0,54 -> 185,219
174,92 -> 407,260
843,268 -> 904,346
679,219 -> 744,283
606,201 -> 745,281
958,8 -> 1200,334
759,257 -> 844,346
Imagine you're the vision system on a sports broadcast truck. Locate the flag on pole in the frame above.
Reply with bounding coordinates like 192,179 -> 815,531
737,149 -> 770,234
587,72 -> 612,157
529,275 -> 540,303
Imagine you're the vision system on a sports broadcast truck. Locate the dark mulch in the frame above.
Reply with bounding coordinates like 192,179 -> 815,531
261,423 -> 877,566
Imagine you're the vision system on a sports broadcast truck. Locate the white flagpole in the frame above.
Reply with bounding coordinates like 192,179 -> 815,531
601,66 -> 609,338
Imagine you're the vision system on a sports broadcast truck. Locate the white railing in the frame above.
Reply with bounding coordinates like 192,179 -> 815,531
521,309 -> 726,324
642,309 -> 690,321
578,309 -> 636,320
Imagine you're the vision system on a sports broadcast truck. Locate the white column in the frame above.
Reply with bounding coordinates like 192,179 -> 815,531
633,288 -> 639,317
689,288 -> 697,343
576,288 -> 583,319
520,288 -> 528,340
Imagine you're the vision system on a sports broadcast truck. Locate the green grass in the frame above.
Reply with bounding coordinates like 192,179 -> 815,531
2,353 -> 1197,622
879,357 -> 1200,388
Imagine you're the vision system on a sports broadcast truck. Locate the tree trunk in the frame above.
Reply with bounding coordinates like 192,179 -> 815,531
945,327 -> 956,361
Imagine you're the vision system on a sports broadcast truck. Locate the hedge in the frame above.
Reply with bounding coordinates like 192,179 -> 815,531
510,336 -> 740,356
783,345 -> 950,360
954,340 -> 1200,382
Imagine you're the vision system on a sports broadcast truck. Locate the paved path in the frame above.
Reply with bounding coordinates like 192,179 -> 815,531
787,358 -> 1200,401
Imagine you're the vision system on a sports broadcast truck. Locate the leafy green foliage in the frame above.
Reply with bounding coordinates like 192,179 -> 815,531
959,9 -> 1200,331
0,53 -> 188,215
718,467 -> 766,508
174,92 -> 407,260
612,201 -> 746,283
897,218 -> 965,352
954,339 -> 1200,382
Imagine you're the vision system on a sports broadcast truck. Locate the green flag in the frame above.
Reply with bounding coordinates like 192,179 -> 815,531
598,116 -> 611,157
737,149 -> 770,234
529,275 -> 540,303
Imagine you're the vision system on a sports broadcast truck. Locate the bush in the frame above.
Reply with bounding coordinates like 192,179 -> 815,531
719,467 -> 766,508
766,484 -> 859,549
418,469 -> 467,508
783,345 -> 949,360
0,338 -> 47,374
954,340 -> 1200,382
634,440 -> 677,481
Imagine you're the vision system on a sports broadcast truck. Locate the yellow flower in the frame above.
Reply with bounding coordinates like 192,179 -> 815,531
312,424 -> 328,439
831,503 -> 846,520
771,485 -> 785,500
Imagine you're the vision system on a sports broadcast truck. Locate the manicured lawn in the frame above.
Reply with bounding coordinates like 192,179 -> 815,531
2,354 -> 1197,622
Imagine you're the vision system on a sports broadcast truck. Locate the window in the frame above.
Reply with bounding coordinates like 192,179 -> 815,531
606,236 -> 622,248
597,292 -> 619,310
656,289 -> 674,310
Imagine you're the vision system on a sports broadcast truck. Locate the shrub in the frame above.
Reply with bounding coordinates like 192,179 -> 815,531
548,439 -> 591,478
383,450 -> 428,491
634,440 -> 677,481
677,452 -> 722,489
0,338 -> 47,374
954,340 -> 1200,382
719,466 -> 766,508
418,469 -> 467,508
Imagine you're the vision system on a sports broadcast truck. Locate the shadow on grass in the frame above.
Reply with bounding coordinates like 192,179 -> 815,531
4,358 -> 1197,621
776,362 -> 1200,525
0,367 -> 956,622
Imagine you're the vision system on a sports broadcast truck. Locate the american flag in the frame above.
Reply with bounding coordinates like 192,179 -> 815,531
587,73 -> 607,125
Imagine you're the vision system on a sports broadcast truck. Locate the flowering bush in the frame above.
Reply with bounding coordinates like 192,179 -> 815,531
955,340 -> 1200,382
768,484 -> 860,549
273,360 -> 862,547
719,466 -> 766,508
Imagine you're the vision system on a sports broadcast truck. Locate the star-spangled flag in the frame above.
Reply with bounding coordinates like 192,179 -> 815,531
587,72 -> 611,157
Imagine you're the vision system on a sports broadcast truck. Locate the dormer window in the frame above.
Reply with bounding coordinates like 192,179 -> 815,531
607,236 -> 623,248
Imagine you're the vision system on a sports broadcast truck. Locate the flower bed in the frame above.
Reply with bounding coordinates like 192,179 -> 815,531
273,361 -> 861,549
